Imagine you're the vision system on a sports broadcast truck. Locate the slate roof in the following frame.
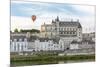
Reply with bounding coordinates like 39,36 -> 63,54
82,40 -> 95,44
38,38 -> 60,43
10,35 -> 60,43
71,40 -> 81,44
53,21 -> 82,28
52,16 -> 82,28
27,36 -> 38,42
71,40 -> 95,44
10,36 -> 26,41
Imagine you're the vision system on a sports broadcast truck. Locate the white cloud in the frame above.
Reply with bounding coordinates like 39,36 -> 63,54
11,16 -> 54,31
72,5 -> 95,15
79,16 -> 95,33
11,16 -> 35,31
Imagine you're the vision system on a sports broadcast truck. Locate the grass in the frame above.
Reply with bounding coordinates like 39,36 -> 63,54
10,54 -> 95,66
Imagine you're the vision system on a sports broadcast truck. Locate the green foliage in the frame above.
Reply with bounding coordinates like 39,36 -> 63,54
20,29 -> 40,33
14,28 -> 19,33
11,54 -> 95,62
11,54 -> 95,66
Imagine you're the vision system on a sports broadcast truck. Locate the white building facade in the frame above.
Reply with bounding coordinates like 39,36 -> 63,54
34,38 -> 64,51
10,38 -> 28,52
10,33 -> 65,53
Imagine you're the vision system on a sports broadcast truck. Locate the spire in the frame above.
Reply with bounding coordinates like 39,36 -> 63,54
55,16 -> 59,21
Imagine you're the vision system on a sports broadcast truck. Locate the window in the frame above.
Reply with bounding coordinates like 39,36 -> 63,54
25,44 -> 27,49
19,39 -> 22,41
70,32 -> 72,34
60,45 -> 62,48
73,32 -> 74,34
17,44 -> 19,51
67,28 -> 69,31
48,44 -> 50,47
14,45 -> 16,51
62,32 -> 64,34
14,39 -> 17,41
51,27 -> 52,30
67,47 -> 69,50
74,28 -> 76,31
60,32 -> 63,34
59,28 -> 60,31
24,38 -> 27,41
21,45 -> 23,51
61,28 -> 63,31
74,32 -> 76,34
67,32 -> 69,34
65,32 -> 67,34
64,28 -> 66,31
71,32 -> 73,34
55,28 -> 57,30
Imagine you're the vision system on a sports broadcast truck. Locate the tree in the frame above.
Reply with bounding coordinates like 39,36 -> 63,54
14,28 -> 19,33
10,30 -> 12,33
20,29 -> 40,33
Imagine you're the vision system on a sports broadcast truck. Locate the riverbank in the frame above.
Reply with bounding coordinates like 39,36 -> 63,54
11,54 -> 95,66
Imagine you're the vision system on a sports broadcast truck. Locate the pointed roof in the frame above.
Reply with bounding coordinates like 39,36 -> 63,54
55,16 -> 59,21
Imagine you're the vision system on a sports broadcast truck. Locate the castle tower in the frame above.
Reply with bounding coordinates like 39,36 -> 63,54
55,16 -> 60,38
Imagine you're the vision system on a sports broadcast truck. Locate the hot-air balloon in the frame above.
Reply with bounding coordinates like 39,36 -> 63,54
32,15 -> 36,22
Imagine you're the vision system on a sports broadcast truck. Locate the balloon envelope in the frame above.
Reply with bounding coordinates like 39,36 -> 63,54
32,15 -> 36,22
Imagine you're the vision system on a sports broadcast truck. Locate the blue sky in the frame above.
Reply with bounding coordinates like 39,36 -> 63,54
11,1 -> 95,33
11,1 -> 93,17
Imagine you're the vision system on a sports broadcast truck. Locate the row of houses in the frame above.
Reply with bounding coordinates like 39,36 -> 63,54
10,32 -> 95,53
10,35 -> 64,52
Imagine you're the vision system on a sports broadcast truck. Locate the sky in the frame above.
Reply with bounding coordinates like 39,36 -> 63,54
11,0 -> 95,33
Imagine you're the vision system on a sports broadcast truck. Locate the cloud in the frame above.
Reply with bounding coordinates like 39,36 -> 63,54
71,5 -> 95,16
11,16 -> 54,31
79,16 -> 95,33
11,16 -> 34,31
11,1 -> 95,17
